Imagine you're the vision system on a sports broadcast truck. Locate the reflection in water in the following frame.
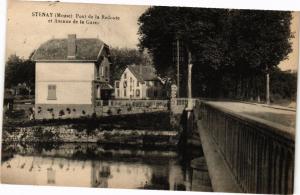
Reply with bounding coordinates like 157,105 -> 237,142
1,143 -> 211,191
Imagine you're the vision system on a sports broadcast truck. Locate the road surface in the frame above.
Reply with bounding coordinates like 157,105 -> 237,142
206,101 -> 296,129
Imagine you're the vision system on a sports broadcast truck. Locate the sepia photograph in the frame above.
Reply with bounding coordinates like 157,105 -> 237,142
1,0 -> 299,194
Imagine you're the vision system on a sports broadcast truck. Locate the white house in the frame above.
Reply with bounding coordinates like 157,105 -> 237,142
114,64 -> 164,99
32,34 -> 113,119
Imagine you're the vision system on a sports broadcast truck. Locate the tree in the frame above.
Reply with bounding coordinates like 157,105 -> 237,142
270,68 -> 297,101
5,54 -> 35,93
138,7 -> 293,100
138,7 -> 230,97
226,10 -> 293,102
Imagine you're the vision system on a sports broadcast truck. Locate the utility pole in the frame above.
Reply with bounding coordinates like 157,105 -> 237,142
187,50 -> 193,109
266,65 -> 270,105
176,37 -> 180,98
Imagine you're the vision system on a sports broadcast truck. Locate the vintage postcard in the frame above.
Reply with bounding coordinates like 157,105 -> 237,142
1,0 -> 299,194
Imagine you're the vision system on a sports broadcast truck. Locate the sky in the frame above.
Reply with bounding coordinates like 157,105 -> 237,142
6,0 -> 149,58
5,0 -> 299,70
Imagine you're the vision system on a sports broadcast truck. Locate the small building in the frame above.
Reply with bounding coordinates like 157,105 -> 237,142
32,34 -> 113,119
114,65 -> 164,99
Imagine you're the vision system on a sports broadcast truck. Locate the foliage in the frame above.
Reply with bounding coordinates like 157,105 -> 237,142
138,7 -> 294,100
5,54 -> 35,92
270,68 -> 297,101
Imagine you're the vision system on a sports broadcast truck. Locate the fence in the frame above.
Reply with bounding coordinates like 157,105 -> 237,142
196,101 -> 294,194
95,99 -> 169,108
175,98 -> 198,107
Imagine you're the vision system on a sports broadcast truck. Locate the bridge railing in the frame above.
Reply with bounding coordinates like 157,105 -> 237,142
175,98 -> 198,107
196,101 -> 295,194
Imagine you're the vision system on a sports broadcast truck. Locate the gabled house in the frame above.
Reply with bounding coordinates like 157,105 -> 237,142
114,64 -> 164,99
32,34 -> 113,119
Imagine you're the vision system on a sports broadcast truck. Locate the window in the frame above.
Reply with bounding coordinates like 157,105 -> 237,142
117,89 -> 120,97
136,89 -> 140,97
137,82 -> 139,87
47,85 -> 56,100
96,64 -> 100,79
124,73 -> 127,79
96,85 -> 101,99
104,67 -> 108,78
123,81 -> 127,88
154,90 -> 158,97
101,67 -> 104,76
124,89 -> 126,97
115,81 -> 120,88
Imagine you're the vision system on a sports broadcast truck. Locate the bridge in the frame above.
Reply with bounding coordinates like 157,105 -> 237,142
181,99 -> 296,194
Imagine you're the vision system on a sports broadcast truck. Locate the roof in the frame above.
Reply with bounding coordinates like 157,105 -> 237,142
32,38 -> 105,61
98,83 -> 113,90
127,64 -> 159,83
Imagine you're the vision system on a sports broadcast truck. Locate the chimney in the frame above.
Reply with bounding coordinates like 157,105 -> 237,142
67,34 -> 76,59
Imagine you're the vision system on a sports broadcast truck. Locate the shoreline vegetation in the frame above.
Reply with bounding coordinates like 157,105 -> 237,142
2,112 -> 183,148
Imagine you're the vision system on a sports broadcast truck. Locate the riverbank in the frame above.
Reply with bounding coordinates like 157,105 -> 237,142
2,112 -> 181,148
3,111 -> 172,129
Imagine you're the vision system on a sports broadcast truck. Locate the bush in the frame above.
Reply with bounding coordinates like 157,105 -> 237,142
117,108 -> 122,114
66,108 -> 71,114
59,110 -> 65,116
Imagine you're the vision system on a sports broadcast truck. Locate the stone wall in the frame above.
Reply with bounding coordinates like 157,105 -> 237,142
35,104 -> 94,119
35,100 -> 169,119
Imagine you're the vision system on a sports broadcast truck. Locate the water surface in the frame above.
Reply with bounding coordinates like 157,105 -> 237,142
1,143 -> 211,191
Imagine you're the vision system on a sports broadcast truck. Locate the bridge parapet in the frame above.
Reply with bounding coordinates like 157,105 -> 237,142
195,101 -> 294,194
170,98 -> 198,114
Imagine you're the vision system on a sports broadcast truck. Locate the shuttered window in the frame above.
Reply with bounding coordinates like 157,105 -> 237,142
136,89 -> 140,97
47,85 -> 57,100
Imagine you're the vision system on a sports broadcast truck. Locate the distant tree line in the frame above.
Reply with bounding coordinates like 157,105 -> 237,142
138,7 -> 296,102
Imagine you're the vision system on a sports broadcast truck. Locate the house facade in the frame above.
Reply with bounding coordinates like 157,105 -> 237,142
114,65 -> 164,99
32,34 -> 113,119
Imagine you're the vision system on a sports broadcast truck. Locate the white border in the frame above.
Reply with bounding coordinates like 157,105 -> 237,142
26,0 -> 300,11
0,1 -> 300,195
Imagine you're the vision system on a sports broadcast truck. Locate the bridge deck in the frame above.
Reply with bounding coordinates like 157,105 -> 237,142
205,101 -> 296,135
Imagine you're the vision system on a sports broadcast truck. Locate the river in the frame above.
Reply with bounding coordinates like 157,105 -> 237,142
1,142 -> 212,191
